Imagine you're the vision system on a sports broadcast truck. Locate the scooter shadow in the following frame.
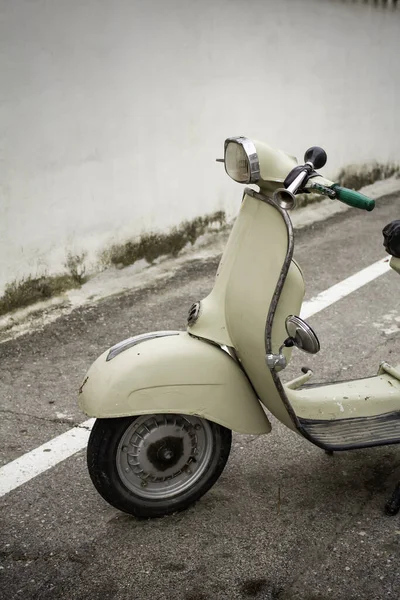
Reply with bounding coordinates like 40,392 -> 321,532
220,441 -> 400,520
106,442 -> 400,531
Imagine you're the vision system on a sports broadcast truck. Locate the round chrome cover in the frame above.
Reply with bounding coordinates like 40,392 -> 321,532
116,415 -> 213,499
285,315 -> 320,354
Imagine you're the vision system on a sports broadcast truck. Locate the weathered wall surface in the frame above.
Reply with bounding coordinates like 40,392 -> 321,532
1,0 -> 399,294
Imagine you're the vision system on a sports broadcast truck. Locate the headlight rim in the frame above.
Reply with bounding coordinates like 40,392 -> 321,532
224,136 -> 261,184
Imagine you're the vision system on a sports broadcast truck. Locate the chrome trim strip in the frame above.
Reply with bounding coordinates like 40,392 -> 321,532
244,188 -> 271,203
106,331 -> 181,362
245,188 -> 340,448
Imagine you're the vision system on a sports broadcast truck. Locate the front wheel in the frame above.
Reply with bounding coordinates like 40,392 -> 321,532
87,414 -> 232,518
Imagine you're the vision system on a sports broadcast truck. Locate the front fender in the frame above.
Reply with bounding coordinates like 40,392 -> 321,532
79,331 -> 271,435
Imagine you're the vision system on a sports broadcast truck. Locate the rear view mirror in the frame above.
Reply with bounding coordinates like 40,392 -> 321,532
285,315 -> 320,355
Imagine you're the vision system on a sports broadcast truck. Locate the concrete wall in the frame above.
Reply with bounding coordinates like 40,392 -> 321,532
1,0 -> 400,294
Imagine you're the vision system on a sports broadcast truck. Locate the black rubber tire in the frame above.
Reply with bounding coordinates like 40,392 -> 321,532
385,482 -> 400,516
87,416 -> 232,518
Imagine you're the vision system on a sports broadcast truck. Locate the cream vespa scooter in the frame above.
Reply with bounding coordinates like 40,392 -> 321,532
79,137 -> 400,518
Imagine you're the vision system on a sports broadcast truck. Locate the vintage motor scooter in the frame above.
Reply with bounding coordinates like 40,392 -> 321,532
79,136 -> 400,518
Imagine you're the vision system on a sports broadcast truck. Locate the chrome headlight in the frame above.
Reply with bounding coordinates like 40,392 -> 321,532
224,137 -> 260,184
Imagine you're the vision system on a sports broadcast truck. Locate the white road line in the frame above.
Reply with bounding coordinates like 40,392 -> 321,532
0,419 -> 94,498
0,256 -> 393,498
301,257 -> 391,319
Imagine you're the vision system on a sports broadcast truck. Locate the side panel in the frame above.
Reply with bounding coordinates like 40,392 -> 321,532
225,196 -> 302,429
79,332 -> 271,435
286,373 -> 400,449
190,194 -> 305,429
287,374 -> 400,421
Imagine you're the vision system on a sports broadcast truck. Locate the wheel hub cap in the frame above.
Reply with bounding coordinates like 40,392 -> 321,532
116,415 -> 213,499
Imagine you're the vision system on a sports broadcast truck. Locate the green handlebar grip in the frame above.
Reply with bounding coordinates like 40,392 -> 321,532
331,184 -> 375,211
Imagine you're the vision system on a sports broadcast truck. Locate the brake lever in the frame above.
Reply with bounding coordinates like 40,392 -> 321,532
273,146 -> 328,209
283,165 -> 313,190
285,146 -> 328,194
284,166 -> 313,196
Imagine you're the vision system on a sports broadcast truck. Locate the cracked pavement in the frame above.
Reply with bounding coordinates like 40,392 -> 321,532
1,195 -> 400,599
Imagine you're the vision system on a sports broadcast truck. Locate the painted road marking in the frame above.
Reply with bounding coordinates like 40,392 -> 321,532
301,257 -> 391,319
0,419 -> 95,497
0,257 -> 393,498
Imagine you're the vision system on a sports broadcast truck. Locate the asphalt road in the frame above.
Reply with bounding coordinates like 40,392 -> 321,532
1,194 -> 400,600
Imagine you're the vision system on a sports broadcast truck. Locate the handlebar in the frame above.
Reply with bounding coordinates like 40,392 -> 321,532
330,184 -> 375,212
274,145 -> 376,212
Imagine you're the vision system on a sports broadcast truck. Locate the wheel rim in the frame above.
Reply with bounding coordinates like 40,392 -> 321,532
116,414 -> 214,499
